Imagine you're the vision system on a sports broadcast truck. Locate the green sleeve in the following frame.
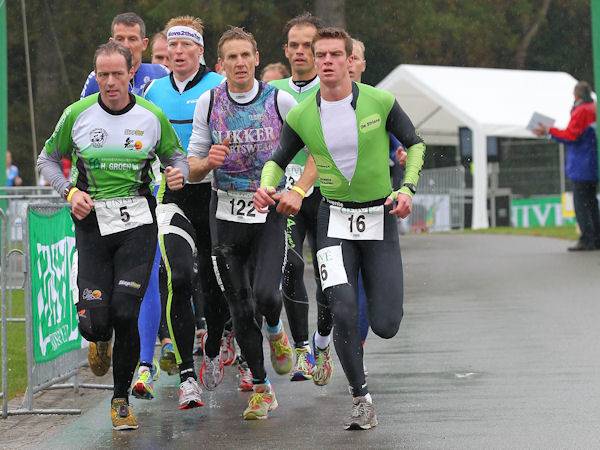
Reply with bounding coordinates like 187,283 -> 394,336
43,106 -> 75,156
398,142 -> 426,197
261,161 -> 285,189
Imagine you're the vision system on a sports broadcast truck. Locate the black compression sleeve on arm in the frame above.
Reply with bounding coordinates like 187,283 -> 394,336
271,122 -> 307,170
386,100 -> 423,147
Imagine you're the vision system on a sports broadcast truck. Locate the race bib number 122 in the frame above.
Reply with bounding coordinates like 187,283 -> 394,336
215,190 -> 267,224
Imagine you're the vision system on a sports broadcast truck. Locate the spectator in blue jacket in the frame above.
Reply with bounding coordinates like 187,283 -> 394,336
535,81 -> 600,251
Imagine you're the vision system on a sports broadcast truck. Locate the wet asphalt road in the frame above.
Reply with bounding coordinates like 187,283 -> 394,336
43,233 -> 600,449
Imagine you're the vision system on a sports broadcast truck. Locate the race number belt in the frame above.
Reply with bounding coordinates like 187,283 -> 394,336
327,204 -> 384,241
94,196 -> 153,236
285,164 -> 314,197
215,190 -> 267,224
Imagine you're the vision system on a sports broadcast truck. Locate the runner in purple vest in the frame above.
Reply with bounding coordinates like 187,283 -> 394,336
188,27 -> 300,420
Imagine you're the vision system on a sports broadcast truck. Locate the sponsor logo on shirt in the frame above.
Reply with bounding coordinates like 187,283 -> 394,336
211,127 -> 276,144
124,137 -> 144,151
89,128 -> 108,148
118,280 -> 142,289
82,288 -> 103,301
359,114 -> 381,133
124,129 -> 145,136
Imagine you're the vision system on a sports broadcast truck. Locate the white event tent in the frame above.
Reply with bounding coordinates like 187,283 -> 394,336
377,64 -> 578,229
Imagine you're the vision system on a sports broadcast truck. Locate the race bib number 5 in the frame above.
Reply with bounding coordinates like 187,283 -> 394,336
216,190 -> 267,224
94,196 -> 153,236
285,164 -> 314,197
327,205 -> 384,240
316,245 -> 348,290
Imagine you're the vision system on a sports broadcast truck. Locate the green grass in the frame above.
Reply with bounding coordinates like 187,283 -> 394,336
462,225 -> 579,241
1,290 -> 27,400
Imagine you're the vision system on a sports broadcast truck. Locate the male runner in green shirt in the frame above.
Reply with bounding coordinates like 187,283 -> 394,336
255,27 -> 425,430
38,42 -> 187,430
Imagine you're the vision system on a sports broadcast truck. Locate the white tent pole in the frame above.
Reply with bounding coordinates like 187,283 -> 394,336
471,129 -> 489,229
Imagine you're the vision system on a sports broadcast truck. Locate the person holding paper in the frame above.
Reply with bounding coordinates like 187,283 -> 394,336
534,81 -> 600,251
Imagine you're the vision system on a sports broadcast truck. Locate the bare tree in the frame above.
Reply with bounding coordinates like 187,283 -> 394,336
514,0 -> 552,69
315,0 -> 346,28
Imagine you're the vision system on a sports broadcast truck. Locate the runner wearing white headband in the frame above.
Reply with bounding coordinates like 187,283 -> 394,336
141,15 -> 225,411
167,25 -> 204,46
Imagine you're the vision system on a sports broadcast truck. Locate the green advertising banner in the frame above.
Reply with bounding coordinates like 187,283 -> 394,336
28,207 -> 81,363
511,196 -> 576,228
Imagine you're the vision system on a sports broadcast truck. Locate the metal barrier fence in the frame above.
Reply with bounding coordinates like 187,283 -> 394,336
1,200 -> 110,418
406,166 -> 466,232
1,186 -> 61,322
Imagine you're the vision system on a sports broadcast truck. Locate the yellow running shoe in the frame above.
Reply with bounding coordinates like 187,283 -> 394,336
132,367 -> 155,400
268,332 -> 293,375
242,384 -> 278,420
88,340 -> 112,377
111,398 -> 138,430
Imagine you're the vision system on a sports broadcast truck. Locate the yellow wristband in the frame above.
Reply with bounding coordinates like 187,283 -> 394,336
66,187 -> 79,203
290,185 -> 306,198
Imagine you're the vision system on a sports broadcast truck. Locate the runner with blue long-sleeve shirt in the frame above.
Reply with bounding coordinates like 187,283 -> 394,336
141,17 -> 224,409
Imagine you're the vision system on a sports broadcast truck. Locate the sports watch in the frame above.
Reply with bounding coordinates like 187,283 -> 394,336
402,183 -> 417,195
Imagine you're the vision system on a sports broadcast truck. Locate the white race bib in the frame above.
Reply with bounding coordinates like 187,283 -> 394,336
285,164 -> 314,196
94,196 -> 153,236
215,190 -> 267,224
327,205 -> 384,241
316,245 -> 348,290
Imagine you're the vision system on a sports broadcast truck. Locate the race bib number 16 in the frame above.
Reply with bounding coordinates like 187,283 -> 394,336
327,205 -> 384,240
316,245 -> 348,290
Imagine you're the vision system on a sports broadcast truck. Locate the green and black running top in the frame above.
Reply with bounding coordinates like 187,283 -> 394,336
37,93 -> 188,200
261,82 -> 426,203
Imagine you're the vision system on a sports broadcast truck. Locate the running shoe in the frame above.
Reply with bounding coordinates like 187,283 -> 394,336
290,347 -> 315,381
220,330 -> 237,366
111,398 -> 138,430
132,366 -> 155,400
242,383 -> 278,420
268,331 -> 293,375
178,377 -> 204,410
151,358 -> 161,381
312,333 -> 334,386
344,397 -> 378,430
159,342 -> 178,376
194,327 -> 207,356
88,340 -> 112,377
237,359 -> 253,392
199,334 -> 224,391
